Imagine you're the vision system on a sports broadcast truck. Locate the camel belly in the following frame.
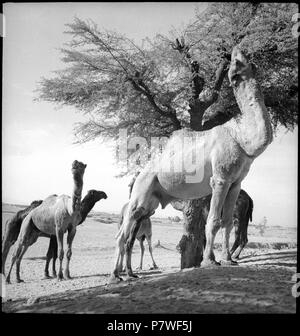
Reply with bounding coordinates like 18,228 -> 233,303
157,160 -> 213,200
155,128 -> 214,199
32,207 -> 73,236
32,212 -> 57,236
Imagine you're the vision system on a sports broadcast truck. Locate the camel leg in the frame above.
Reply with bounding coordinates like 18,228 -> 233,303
56,229 -> 64,281
117,244 -> 125,273
110,233 -> 126,283
6,242 -> 23,284
15,231 -> 39,283
64,226 -> 76,279
230,222 -> 241,257
6,215 -> 37,284
219,183 -> 241,265
136,238 -> 145,270
2,221 -> 20,275
125,218 -> 143,278
202,177 -> 230,267
147,236 -> 158,270
232,222 -> 248,259
43,236 -> 57,279
110,207 -> 143,282
44,237 -> 54,279
2,240 -> 14,276
52,237 -> 58,277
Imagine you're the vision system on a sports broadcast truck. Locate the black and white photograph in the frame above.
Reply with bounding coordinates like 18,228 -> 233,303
1,2 -> 298,318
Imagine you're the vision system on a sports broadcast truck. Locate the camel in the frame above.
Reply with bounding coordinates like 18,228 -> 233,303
229,189 -> 253,259
116,173 -> 158,272
2,200 -> 43,275
44,189 -> 107,278
117,202 -> 158,272
2,190 -> 107,278
110,47 -> 273,282
6,160 -> 87,284
171,189 -> 253,259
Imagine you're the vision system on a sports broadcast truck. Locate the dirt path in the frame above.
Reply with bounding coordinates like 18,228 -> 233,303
2,249 -> 297,313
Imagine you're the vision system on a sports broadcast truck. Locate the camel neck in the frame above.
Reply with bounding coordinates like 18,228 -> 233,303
78,198 -> 96,225
72,173 -> 83,213
226,78 -> 273,157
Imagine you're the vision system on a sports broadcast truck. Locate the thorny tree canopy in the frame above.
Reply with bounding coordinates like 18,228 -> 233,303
36,3 -> 298,145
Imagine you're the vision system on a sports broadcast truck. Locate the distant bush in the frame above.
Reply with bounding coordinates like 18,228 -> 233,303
168,216 -> 181,223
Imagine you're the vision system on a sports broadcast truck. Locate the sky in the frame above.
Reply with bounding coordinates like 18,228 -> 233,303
2,3 -> 298,227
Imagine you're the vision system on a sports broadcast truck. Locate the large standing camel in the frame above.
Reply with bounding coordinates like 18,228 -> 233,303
44,189 -> 107,278
6,160 -> 87,283
110,47 -> 273,282
171,189 -> 253,260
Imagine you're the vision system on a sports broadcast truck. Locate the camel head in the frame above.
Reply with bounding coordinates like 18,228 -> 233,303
86,189 -> 108,202
71,160 -> 87,177
228,47 -> 256,87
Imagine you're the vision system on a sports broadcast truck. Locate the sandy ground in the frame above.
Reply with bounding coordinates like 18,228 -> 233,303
1,204 -> 297,314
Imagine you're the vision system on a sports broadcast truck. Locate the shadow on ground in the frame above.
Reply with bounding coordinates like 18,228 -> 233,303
3,250 -> 296,314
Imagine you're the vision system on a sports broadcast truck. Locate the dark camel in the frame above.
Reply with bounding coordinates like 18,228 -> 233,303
2,200 -> 43,275
171,189 -> 253,259
2,190 -> 107,281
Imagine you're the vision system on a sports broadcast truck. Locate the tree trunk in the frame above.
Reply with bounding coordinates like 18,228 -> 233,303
173,199 -> 206,269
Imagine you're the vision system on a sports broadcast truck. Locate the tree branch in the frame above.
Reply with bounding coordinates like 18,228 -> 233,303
203,59 -> 229,107
127,77 -> 181,130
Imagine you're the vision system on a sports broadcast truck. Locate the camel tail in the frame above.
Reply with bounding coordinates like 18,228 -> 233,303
247,197 -> 254,222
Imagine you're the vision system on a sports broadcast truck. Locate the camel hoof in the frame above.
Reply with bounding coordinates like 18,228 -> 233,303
16,279 -> 24,283
125,274 -> 139,281
220,259 -> 238,266
201,260 -> 221,268
52,272 -> 57,278
5,278 -> 11,285
108,275 -> 123,284
64,275 -> 72,280
150,265 -> 158,270
42,275 -> 52,280
57,273 -> 64,281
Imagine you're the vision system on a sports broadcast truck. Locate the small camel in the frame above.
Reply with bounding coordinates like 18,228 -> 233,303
44,189 -> 107,278
110,47 -> 273,282
116,173 -> 158,272
171,189 -> 253,259
6,160 -> 87,283
117,202 -> 158,272
2,200 -> 43,275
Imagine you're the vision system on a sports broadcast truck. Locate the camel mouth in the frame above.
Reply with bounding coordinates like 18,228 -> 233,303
228,47 -> 253,85
231,47 -> 247,63
101,192 -> 108,199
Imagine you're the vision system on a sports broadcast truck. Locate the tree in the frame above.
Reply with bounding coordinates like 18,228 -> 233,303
36,3 -> 298,268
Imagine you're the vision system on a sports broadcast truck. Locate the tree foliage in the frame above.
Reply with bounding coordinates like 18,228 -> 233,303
36,3 -> 298,147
